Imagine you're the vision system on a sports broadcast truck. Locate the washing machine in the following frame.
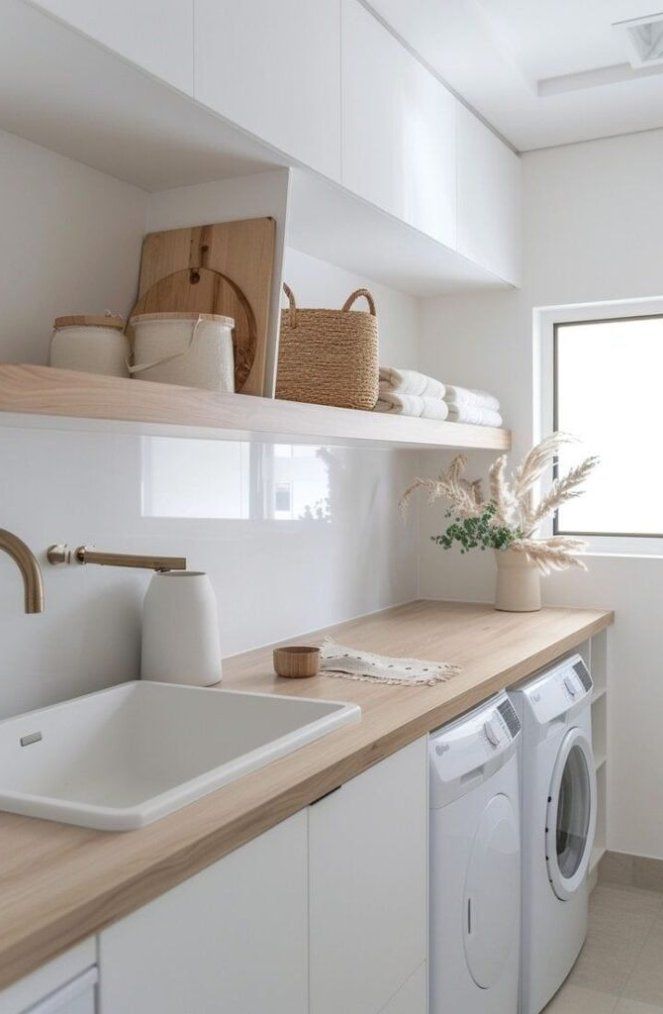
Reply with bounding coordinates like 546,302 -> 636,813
511,654 -> 597,1014
429,692 -> 521,1014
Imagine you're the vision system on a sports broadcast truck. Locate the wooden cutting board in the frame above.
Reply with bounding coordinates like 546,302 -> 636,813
129,218 -> 276,395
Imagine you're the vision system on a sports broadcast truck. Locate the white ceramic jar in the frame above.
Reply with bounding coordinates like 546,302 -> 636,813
129,312 -> 235,391
49,314 -> 129,377
141,571 -> 222,687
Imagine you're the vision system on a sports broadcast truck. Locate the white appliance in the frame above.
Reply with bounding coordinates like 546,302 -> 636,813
429,692 -> 521,1014
511,654 -> 597,1014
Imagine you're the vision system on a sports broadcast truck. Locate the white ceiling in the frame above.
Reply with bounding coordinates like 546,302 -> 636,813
368,0 -> 663,150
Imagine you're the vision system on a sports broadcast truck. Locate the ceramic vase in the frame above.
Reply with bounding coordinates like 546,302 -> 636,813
494,548 -> 542,612
141,572 -> 222,686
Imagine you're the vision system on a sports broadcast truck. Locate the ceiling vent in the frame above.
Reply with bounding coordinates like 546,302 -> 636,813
614,12 -> 663,67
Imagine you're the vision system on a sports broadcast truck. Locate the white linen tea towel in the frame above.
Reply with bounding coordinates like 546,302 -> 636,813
320,638 -> 461,686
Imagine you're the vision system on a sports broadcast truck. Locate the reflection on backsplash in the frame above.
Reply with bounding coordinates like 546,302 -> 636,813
0,424 -> 417,719
142,439 -> 332,522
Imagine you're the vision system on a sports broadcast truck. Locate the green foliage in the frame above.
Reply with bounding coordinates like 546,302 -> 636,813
431,503 -> 521,554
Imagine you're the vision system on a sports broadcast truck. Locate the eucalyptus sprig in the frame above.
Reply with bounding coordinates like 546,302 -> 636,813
431,504 -> 521,554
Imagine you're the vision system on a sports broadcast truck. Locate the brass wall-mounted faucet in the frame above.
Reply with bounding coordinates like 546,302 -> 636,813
47,545 -> 186,573
0,529 -> 45,614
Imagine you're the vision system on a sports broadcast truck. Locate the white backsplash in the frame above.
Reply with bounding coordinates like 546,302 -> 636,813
0,422 -> 417,719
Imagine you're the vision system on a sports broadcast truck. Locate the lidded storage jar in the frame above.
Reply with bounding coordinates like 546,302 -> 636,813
129,312 -> 235,392
49,314 -> 129,377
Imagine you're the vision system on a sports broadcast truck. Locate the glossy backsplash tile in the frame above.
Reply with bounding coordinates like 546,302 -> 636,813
0,423 -> 418,718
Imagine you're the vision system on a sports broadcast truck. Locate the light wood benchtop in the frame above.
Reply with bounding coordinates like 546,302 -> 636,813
0,600 -> 613,990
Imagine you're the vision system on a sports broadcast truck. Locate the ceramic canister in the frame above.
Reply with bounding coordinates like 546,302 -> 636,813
49,314 -> 129,377
141,572 -> 222,686
129,312 -> 235,392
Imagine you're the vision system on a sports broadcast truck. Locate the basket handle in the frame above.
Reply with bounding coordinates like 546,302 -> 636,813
341,289 -> 376,316
282,282 -> 298,329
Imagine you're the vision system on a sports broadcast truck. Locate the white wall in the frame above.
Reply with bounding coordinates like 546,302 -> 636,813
0,133 -> 419,719
417,127 -> 663,859
0,127 -> 147,364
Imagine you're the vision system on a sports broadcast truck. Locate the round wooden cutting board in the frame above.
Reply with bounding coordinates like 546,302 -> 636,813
127,266 -> 258,392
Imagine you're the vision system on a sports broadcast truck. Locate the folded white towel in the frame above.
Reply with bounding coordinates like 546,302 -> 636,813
320,638 -> 461,686
375,392 -> 449,420
379,367 -> 445,400
444,385 -> 500,412
447,405 -> 503,427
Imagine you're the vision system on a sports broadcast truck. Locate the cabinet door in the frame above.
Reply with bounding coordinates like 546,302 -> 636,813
456,104 -> 521,284
194,0 -> 341,179
381,962 -> 427,1014
30,1 -> 194,94
309,738 -> 428,1014
99,812 -> 308,1014
342,0 -> 456,248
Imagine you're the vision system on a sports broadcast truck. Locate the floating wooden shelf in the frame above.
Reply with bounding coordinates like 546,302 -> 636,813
0,365 -> 511,450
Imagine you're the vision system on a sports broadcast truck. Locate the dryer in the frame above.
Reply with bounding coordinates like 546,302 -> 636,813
429,692 -> 521,1014
511,654 -> 597,1014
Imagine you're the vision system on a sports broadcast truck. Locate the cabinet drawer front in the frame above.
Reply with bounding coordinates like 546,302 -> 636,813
309,737 -> 428,1014
381,962 -> 427,1014
99,812 -> 308,1014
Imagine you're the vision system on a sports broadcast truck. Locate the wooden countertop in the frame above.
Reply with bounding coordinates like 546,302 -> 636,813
0,600 -> 613,990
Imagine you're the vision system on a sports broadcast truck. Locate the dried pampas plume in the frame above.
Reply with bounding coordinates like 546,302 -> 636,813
399,433 -> 599,575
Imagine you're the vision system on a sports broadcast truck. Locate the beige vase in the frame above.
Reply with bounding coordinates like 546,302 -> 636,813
494,548 -> 542,612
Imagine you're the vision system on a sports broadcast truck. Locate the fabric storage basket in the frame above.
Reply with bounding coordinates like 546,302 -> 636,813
49,314 -> 129,377
276,285 -> 379,410
129,312 -> 235,392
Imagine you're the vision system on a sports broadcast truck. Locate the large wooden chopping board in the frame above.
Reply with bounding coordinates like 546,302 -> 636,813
130,218 -> 276,395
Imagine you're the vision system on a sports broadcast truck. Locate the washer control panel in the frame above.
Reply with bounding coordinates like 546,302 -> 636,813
429,692 -> 521,808
520,653 -> 593,725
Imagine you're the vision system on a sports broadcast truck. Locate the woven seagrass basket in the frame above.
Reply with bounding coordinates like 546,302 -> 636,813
276,284 -> 379,410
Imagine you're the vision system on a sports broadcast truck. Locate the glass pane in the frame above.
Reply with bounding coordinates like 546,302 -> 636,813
556,744 -> 591,879
556,317 -> 663,535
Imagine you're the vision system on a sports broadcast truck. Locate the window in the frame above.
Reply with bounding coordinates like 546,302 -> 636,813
541,302 -> 663,542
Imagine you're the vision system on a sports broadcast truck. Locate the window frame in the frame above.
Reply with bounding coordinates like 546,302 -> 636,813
535,297 -> 663,556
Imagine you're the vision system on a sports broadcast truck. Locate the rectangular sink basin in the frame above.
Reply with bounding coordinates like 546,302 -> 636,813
0,682 -> 360,831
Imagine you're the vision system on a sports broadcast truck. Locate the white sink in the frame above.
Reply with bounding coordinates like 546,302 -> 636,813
0,682 -> 360,830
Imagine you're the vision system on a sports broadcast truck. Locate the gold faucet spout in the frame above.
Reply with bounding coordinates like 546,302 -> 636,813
0,529 -> 45,614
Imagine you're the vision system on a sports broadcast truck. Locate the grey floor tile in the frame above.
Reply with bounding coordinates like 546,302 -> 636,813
622,916 -> 663,1007
544,982 -> 618,1012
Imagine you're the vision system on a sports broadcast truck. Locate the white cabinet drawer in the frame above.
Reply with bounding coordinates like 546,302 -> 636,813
194,0 -> 341,179
26,968 -> 97,1014
342,0 -> 456,248
30,1 -> 194,94
98,812 -> 308,1014
309,737 -> 428,1014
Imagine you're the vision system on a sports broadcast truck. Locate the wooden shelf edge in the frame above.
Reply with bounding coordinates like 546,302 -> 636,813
0,365 -> 512,451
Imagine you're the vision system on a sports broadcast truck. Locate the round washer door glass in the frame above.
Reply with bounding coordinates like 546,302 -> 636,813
546,729 -> 597,901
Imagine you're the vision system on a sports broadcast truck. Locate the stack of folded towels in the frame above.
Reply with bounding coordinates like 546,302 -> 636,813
444,384 -> 503,427
375,367 -> 502,427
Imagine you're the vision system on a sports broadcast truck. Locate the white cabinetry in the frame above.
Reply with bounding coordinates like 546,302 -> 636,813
0,940 -> 97,1014
381,962 -> 428,1013
456,103 -> 521,284
309,737 -> 428,1014
29,1 -> 194,95
98,812 -> 308,1014
341,0 -> 456,249
194,0 -> 341,180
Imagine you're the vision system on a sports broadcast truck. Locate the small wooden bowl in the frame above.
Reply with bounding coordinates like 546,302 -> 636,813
273,645 -> 320,679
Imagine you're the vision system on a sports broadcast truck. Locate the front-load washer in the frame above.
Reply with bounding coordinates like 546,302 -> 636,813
429,692 -> 521,1014
511,654 -> 597,1014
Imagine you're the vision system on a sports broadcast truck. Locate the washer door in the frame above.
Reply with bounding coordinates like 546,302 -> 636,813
546,728 -> 597,901
463,793 -> 520,989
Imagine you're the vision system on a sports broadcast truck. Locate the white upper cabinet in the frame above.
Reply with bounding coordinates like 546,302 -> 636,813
194,0 -> 342,180
29,1 -> 194,94
99,812 -> 308,1014
309,737 -> 428,1014
456,104 -> 522,284
341,0 -> 456,249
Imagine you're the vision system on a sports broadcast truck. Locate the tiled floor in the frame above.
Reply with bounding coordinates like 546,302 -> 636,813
544,883 -> 663,1013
